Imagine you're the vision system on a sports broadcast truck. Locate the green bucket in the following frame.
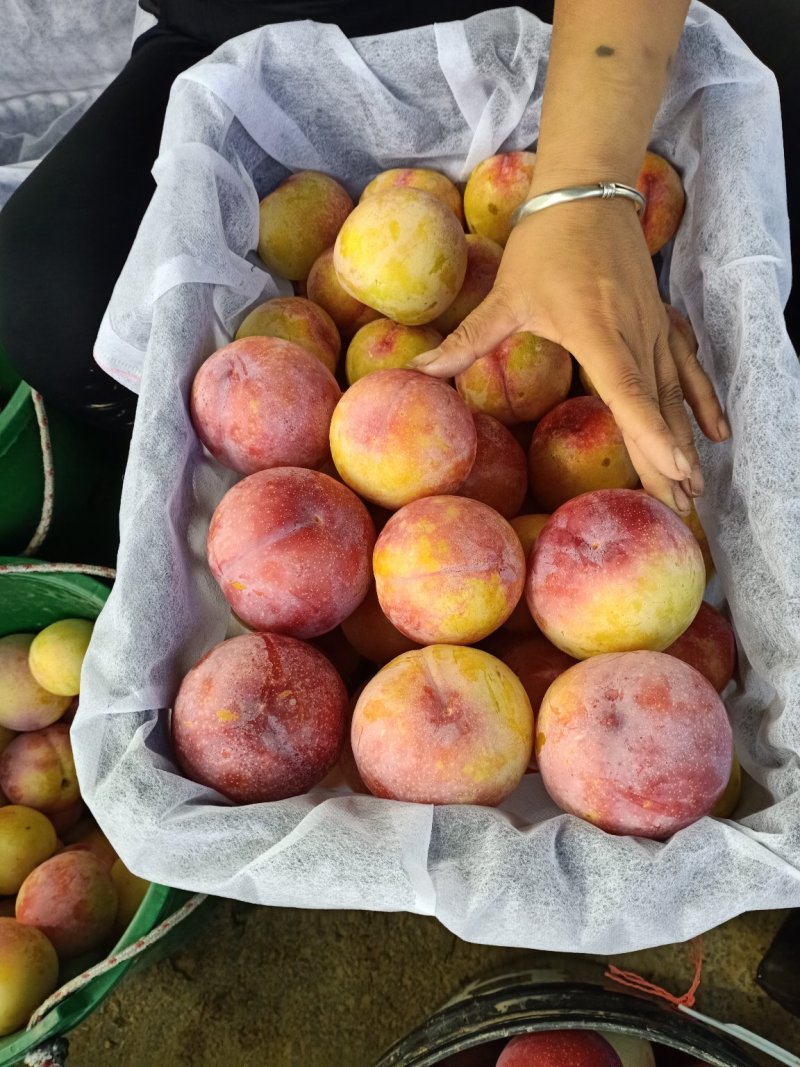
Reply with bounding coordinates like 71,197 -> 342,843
0,558 -> 197,1066
0,345 -> 127,567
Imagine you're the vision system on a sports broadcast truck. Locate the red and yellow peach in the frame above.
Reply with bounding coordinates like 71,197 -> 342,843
527,489 -> 705,659
497,1031 -> 623,1067
257,170 -> 353,281
0,724 -> 79,814
171,633 -> 347,803
340,584 -> 421,665
334,189 -> 467,325
536,651 -> 733,838
0,635 -> 71,732
457,412 -> 527,519
0,806 -> 57,895
463,151 -> 536,246
433,235 -> 503,335
664,601 -> 736,692
329,369 -> 477,509
455,332 -> 572,425
503,514 -> 550,634
190,336 -> 341,474
360,167 -> 464,225
235,295 -> 341,374
306,246 -> 381,340
345,319 -> 442,385
351,645 -> 533,805
636,151 -> 685,255
374,496 -> 526,645
0,918 -> 59,1036
207,467 -> 375,638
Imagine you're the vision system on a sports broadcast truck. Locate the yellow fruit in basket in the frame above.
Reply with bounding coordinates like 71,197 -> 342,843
463,150 -> 536,246
0,635 -> 71,731
360,167 -> 464,225
334,188 -> 467,326
28,619 -> 94,697
257,170 -> 354,281
0,918 -> 59,1036
110,858 -> 150,935
0,806 -> 57,895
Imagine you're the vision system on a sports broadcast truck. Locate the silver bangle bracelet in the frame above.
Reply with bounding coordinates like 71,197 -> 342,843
511,182 -> 646,227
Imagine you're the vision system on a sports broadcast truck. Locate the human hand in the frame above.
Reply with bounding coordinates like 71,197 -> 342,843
413,199 -> 730,513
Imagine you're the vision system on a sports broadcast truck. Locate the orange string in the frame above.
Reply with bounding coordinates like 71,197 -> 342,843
605,936 -> 704,1009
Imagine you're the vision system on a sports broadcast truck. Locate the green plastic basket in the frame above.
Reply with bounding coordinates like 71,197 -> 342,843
0,558 -> 197,1066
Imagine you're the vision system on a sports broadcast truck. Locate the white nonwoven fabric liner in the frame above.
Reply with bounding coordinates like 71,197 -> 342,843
77,4 -> 800,953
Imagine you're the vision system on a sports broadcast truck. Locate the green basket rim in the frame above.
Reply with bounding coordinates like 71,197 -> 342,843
0,382 -> 34,459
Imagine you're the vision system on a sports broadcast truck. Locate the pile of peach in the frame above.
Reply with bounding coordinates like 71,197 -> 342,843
0,622 -> 149,1036
175,151 -> 739,852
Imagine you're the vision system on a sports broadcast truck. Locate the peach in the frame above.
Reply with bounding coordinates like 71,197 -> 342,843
306,246 -> 381,340
190,336 -> 341,475
0,635 -> 71,732
0,724 -> 79,813
334,189 -> 467,325
636,151 -> 685,255
711,754 -> 742,818
110,858 -> 149,935
16,850 -> 118,958
207,467 -> 375,638
341,584 -> 421,665
28,619 -> 93,697
503,514 -> 550,634
329,369 -> 477,509
528,396 -> 639,511
345,318 -> 442,385
463,151 -> 536,246
172,633 -> 347,803
360,167 -> 464,225
664,602 -> 736,692
257,170 -> 353,281
433,235 -> 503,335
536,651 -> 733,838
0,806 -> 57,895
374,496 -> 526,645
496,633 -> 577,717
497,1032 -> 622,1067
351,645 -> 532,805
528,489 -> 705,659
455,332 -> 572,425
235,295 -> 341,374
0,919 -> 59,1036
48,799 -> 85,836
457,413 -> 527,519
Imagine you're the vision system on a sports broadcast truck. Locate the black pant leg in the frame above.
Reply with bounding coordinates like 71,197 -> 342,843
0,28 -> 209,432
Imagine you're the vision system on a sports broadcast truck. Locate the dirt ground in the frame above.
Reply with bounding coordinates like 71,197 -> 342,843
65,904 -> 800,1066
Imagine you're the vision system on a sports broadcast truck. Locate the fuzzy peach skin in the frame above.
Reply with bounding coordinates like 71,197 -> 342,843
537,651 -> 733,838
0,919 -> 59,1036
374,496 -> 526,645
635,150 -> 686,255
329,369 -> 477,509
497,1031 -> 622,1067
257,170 -> 353,281
345,319 -> 442,385
172,633 -> 347,804
351,645 -> 533,805
0,806 -> 57,895
234,295 -> 341,374
501,514 -> 550,634
457,412 -> 527,519
0,724 -> 79,813
664,601 -> 736,693
463,151 -> 537,246
527,489 -> 705,659
433,235 -> 503,335
190,336 -> 341,474
0,635 -> 71,732
455,332 -> 572,426
528,396 -> 639,511
16,850 -> 118,958
207,468 -> 375,638
333,188 -> 467,325
340,584 -> 421,665
306,247 -> 381,340
360,167 -> 464,225
59,826 -> 117,872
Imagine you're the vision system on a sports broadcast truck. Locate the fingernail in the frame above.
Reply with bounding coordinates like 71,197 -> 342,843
410,350 -> 438,369
717,416 -> 731,441
689,466 -> 705,497
673,448 -> 693,478
673,484 -> 692,514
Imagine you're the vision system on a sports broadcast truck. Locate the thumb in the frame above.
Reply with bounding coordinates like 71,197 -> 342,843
411,288 -> 520,378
